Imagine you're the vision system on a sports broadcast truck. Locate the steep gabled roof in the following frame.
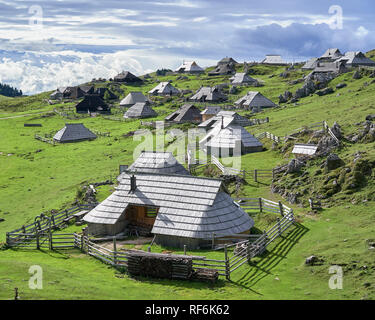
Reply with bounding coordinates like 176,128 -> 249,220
204,125 -> 263,150
321,48 -> 343,59
230,72 -> 257,85
83,171 -> 254,238
114,71 -> 143,83
235,91 -> 277,108
120,92 -> 151,106
149,82 -> 180,95
175,61 -> 204,73
53,123 -> 97,142
123,102 -> 158,119
199,111 -> 251,129
338,51 -> 375,66
75,95 -> 110,113
165,104 -> 202,122
218,57 -> 238,65
190,87 -> 227,102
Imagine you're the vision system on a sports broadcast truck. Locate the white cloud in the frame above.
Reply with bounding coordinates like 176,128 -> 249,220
355,26 -> 369,38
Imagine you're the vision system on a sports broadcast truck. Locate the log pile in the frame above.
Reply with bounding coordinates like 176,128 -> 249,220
127,252 -> 192,280
191,268 -> 219,283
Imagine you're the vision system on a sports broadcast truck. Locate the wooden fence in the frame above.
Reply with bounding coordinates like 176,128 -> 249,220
34,134 -> 56,146
256,132 -> 281,144
6,204 -> 95,248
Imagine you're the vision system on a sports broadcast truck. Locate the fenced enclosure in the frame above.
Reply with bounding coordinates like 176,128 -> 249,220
5,198 -> 295,282
34,134 -> 56,146
189,155 -> 274,184
6,204 -> 95,249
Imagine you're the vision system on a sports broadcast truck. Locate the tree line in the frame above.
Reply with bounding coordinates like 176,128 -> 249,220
0,83 -> 23,97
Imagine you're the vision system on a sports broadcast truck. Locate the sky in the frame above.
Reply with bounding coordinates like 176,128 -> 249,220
0,0 -> 374,94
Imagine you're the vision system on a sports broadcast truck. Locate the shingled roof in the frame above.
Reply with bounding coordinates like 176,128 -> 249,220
175,61 -> 204,73
114,71 -> 143,83
199,111 -> 251,130
262,55 -> 287,65
83,171 -> 254,239
53,123 -> 97,143
235,91 -> 277,110
127,151 -> 189,175
230,73 -> 257,85
120,92 -> 151,107
149,82 -> 180,95
123,102 -> 158,119
201,125 -> 263,154
337,51 -> 375,67
165,104 -> 202,122
190,87 -> 227,102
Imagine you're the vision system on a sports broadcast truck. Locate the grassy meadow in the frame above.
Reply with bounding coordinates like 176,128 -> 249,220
0,62 -> 374,300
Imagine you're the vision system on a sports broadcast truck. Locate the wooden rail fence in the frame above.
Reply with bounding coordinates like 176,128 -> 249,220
5,199 -> 295,281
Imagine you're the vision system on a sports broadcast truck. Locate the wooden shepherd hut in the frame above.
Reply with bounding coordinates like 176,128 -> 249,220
83,171 -> 254,249
165,104 -> 202,123
120,92 -> 151,108
75,95 -> 110,114
53,123 -> 97,143
234,91 -> 277,112
123,102 -> 158,119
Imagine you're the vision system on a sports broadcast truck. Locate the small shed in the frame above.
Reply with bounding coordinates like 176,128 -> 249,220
123,102 -> 158,119
200,106 -> 222,122
53,123 -> 97,143
175,61 -> 204,73
149,82 -> 180,96
165,104 -> 202,123
230,73 -> 257,86
234,91 -> 277,111
114,71 -> 143,83
83,171 -> 254,249
292,144 -> 318,157
120,92 -> 151,107
75,95 -> 110,114
201,125 -> 263,157
190,87 -> 227,103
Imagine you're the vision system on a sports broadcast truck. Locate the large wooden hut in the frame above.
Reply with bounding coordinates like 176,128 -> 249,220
234,91 -> 277,112
120,92 -> 151,108
83,171 -> 254,249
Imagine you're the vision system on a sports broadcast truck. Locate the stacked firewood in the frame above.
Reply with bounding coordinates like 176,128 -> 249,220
191,268 -> 218,283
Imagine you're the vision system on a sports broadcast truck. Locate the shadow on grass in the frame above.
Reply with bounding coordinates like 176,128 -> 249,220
232,222 -> 309,290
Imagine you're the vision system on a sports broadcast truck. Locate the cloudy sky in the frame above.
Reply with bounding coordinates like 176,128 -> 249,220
0,0 -> 374,94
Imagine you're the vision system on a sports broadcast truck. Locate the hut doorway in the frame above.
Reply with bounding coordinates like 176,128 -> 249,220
125,205 -> 158,236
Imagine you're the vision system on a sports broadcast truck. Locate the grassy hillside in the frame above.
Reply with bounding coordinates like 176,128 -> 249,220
0,61 -> 375,300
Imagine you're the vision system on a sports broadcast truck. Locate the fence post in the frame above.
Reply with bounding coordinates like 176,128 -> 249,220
211,232 -> 215,249
224,245 -> 230,281
147,246 -> 151,253
259,198 -> 263,213
36,231 -> 40,250
49,228 -> 53,251
272,169 -> 275,180
184,245 -> 187,256
254,169 -> 258,183
51,215 -> 56,229
113,237 -> 117,265
278,201 -> 284,217
6,232 -> 10,247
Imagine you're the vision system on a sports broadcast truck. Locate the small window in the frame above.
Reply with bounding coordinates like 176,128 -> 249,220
146,207 -> 158,218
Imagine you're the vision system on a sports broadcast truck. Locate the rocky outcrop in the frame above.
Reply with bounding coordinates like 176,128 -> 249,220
325,154 -> 344,171
316,87 -> 334,96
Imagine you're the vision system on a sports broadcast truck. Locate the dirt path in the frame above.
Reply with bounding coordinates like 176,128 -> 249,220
0,111 -> 50,120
